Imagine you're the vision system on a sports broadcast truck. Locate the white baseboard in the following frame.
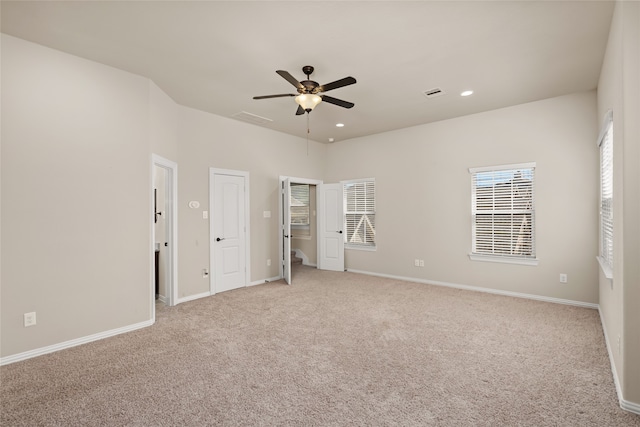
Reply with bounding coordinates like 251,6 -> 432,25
251,275 -> 282,286
176,291 -> 210,304
346,269 -> 599,309
599,308 -> 624,403
0,319 -> 154,366
178,278 -> 284,299
621,399 -> 640,415
598,308 -> 640,416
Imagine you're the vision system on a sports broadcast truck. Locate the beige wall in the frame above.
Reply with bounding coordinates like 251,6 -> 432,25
597,0 -> 640,408
1,35 -> 152,357
149,81 -> 178,162
326,91 -> 600,304
176,106 -> 326,298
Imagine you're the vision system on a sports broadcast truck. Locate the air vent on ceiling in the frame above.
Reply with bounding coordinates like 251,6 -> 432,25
231,111 -> 273,125
423,87 -> 445,99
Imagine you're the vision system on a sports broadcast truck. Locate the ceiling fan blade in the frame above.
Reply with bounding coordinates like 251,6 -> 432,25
318,76 -> 356,93
276,70 -> 305,91
253,94 -> 295,100
321,95 -> 354,109
295,105 -> 305,115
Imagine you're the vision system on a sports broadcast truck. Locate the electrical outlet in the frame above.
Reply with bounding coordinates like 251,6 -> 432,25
202,211 -> 208,219
414,259 -> 420,267
267,259 -> 271,266
419,260 -> 425,267
559,274 -> 568,283
24,312 -> 36,327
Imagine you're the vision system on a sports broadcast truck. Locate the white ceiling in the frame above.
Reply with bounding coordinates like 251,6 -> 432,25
1,1 -> 614,143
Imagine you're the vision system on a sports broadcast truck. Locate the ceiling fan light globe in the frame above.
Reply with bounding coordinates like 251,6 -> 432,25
295,94 -> 322,111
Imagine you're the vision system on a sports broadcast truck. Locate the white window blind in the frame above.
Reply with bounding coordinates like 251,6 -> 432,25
343,179 -> 376,248
290,184 -> 310,225
470,164 -> 536,262
599,112 -> 613,275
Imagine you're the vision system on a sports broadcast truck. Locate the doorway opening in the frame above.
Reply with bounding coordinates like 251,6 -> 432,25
152,155 -> 178,312
280,176 -> 344,284
290,182 -> 318,273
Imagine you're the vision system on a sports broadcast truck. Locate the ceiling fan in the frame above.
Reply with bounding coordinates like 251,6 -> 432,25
253,65 -> 356,115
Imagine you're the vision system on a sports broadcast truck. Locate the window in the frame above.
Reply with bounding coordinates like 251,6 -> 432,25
343,179 -> 376,249
598,111 -> 613,278
290,183 -> 310,237
469,163 -> 536,265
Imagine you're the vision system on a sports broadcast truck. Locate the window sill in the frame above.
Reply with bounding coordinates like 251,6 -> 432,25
346,245 -> 377,252
469,253 -> 538,266
597,256 -> 613,280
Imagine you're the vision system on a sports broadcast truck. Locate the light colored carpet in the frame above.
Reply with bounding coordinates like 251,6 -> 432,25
1,266 -> 639,426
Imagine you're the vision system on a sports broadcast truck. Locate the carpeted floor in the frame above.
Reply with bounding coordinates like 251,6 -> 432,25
1,266 -> 639,426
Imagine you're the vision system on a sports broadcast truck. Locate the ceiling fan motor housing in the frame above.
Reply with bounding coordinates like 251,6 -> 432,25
300,80 -> 320,94
300,66 -> 319,94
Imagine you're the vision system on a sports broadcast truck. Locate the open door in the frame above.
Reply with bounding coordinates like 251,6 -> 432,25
279,176 -> 323,284
282,178 -> 292,284
317,183 -> 345,271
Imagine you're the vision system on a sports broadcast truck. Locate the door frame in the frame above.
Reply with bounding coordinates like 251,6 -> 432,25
283,178 -> 292,284
278,176 -> 323,282
209,168 -> 251,294
151,154 -> 178,314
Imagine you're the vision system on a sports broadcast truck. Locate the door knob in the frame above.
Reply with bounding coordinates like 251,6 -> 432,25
337,230 -> 343,234
216,237 -> 225,242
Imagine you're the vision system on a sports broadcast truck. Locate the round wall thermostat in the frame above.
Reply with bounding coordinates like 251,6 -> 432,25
188,201 -> 200,209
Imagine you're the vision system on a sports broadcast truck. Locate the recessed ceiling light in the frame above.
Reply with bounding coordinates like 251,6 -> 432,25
460,90 -> 474,97
328,138 -> 335,142
336,123 -> 345,127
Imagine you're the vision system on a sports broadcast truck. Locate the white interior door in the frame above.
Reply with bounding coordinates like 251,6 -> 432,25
317,183 -> 344,272
283,178 -> 292,284
211,171 -> 247,293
